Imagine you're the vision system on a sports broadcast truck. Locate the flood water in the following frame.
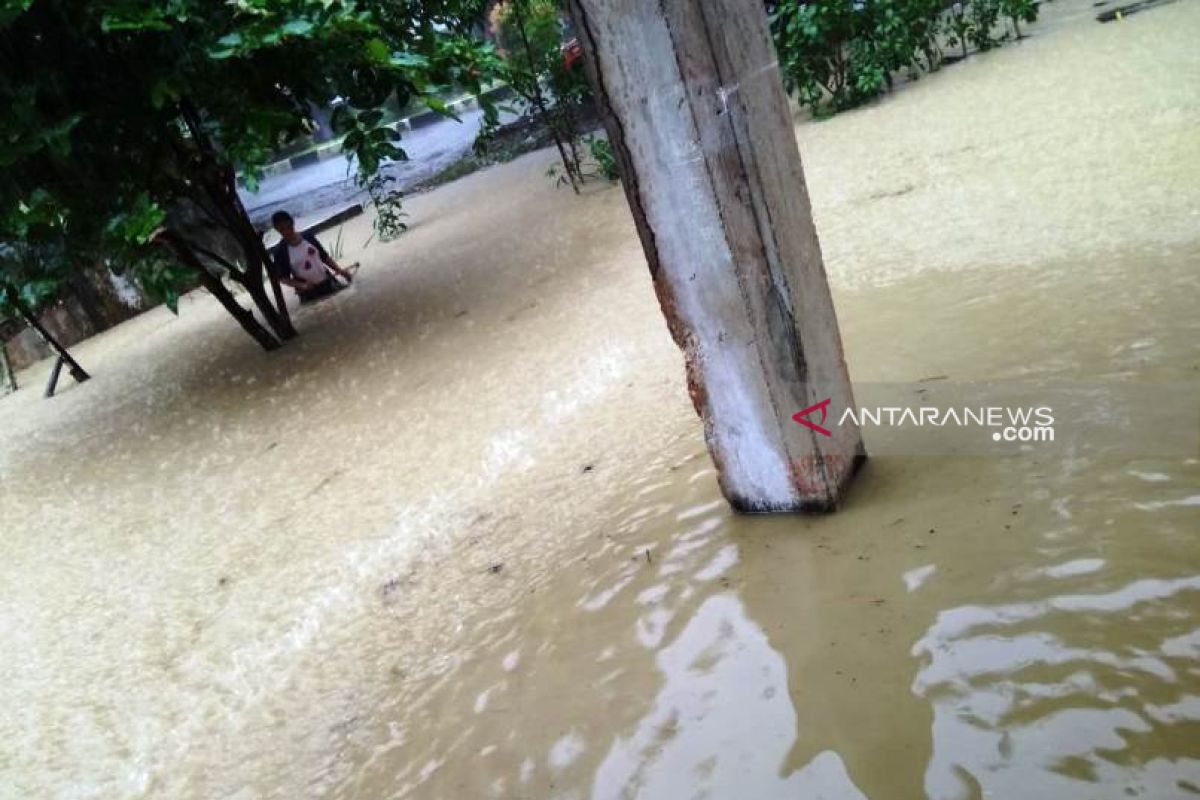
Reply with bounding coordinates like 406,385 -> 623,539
2,0 -> 1198,797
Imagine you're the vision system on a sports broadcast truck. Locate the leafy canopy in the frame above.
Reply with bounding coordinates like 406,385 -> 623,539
0,0 -> 500,314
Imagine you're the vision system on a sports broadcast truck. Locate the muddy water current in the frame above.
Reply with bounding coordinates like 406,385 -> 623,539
1,0 -> 1198,797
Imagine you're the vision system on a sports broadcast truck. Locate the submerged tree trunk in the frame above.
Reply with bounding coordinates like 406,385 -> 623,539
156,231 -> 280,351
0,343 -> 15,393
202,271 -> 280,352
230,187 -> 294,335
558,90 -> 588,177
207,177 -> 297,342
178,98 -> 297,342
923,42 -> 941,71
68,271 -> 108,333
568,0 -> 865,512
3,284 -> 90,383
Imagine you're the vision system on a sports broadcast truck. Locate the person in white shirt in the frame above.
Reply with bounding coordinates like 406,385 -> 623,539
269,210 -> 355,304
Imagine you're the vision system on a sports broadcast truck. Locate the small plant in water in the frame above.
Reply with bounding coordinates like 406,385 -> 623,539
586,135 -> 619,182
546,134 -> 619,188
360,172 -> 408,241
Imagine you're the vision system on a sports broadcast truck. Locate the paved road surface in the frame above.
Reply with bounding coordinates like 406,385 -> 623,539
240,107 -> 508,225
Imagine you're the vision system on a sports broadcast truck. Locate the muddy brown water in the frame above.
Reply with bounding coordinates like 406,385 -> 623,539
2,0 -> 1199,797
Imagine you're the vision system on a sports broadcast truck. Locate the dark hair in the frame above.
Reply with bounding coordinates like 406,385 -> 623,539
271,210 -> 294,227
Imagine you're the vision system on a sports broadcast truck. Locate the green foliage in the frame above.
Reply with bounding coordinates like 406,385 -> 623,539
491,0 -> 566,97
999,0 -> 1038,36
490,0 -> 592,188
772,0 -> 1038,114
0,0 -> 500,331
115,253 -> 193,313
102,194 -> 189,312
770,0 -> 922,113
944,1 -> 972,59
0,0 -> 32,26
0,187 -> 73,316
585,135 -> 618,182
105,193 -> 167,247
548,134 -> 618,185
360,172 -> 408,241
967,0 -> 1004,50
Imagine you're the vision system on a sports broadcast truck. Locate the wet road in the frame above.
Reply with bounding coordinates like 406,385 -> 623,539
239,106 -> 503,222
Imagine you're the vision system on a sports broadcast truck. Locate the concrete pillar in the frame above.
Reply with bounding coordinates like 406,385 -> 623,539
568,0 -> 864,511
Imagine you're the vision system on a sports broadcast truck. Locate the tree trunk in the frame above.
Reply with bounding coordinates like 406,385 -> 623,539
568,0 -> 865,512
924,42 -> 941,71
533,90 -> 581,192
200,269 -> 281,352
191,212 -> 297,343
216,183 -> 297,341
178,98 -> 297,341
156,231 -> 280,351
557,95 -> 585,175
513,2 -> 582,192
230,187 -> 294,334
0,343 -> 15,393
3,284 -> 91,383
68,271 -> 108,333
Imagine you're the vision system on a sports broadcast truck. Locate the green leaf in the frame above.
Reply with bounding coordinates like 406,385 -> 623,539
0,0 -> 34,26
107,193 -> 167,246
358,150 -> 378,175
150,80 -> 178,109
280,19 -> 314,37
425,97 -> 460,121
330,104 -> 355,134
365,37 -> 390,64
20,278 -> 60,310
101,11 -> 171,32
210,32 -> 243,59
390,52 -> 430,69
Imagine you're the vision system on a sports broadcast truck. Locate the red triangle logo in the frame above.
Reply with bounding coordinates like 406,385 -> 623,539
793,398 -> 833,437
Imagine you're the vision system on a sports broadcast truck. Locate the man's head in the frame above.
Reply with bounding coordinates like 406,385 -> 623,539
271,210 -> 296,239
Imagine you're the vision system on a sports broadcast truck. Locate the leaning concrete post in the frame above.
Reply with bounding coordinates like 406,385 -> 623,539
569,0 -> 864,511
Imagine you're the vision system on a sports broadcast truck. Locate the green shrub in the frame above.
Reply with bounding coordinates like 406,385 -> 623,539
968,0 -> 1004,51
586,135 -> 618,182
771,0 -> 1038,114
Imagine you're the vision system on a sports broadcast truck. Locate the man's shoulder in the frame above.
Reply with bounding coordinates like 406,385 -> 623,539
302,232 -> 328,253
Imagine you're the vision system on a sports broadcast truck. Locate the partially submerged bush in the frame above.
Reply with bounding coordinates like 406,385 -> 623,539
771,0 -> 1040,114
